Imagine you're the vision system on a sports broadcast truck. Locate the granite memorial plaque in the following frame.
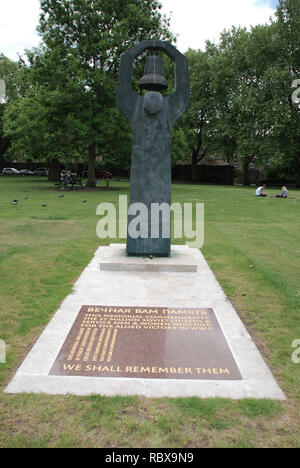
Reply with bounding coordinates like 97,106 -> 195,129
50,306 -> 242,380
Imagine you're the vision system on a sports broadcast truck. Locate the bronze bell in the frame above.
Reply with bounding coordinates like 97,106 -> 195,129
138,54 -> 168,91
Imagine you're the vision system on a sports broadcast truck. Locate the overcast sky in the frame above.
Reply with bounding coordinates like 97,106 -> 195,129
0,0 -> 279,61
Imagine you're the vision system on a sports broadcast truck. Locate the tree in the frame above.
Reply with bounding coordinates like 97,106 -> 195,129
267,0 -> 300,185
0,54 -> 25,161
171,49 -> 217,180
4,82 -> 84,179
29,0 -> 174,186
207,25 -> 280,185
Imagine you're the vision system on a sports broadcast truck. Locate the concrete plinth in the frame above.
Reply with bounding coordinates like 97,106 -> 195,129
5,245 -> 285,400
100,244 -> 197,272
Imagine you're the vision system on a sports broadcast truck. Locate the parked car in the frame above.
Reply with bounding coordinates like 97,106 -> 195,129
33,167 -> 49,176
96,170 -> 112,179
2,168 -> 20,175
19,169 -> 35,176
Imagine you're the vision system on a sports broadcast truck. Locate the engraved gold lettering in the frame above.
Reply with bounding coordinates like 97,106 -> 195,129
220,368 -> 230,375
67,327 -> 85,361
91,328 -> 105,361
100,329 -> 112,361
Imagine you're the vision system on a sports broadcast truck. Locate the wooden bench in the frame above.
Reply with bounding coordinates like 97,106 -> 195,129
69,178 -> 87,190
55,178 -> 86,191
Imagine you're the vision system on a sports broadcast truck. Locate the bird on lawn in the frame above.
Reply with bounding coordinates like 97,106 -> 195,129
12,200 -> 18,205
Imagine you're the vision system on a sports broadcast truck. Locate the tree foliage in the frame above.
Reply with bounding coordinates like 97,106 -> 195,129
2,0 -> 299,186
38,0 -> 173,185
269,0 -> 300,183
4,0 -> 173,184
0,54 -> 26,160
172,0 -> 299,185
172,50 -> 216,180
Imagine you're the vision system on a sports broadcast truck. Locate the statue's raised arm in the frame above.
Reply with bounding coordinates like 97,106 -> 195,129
116,40 -> 154,122
161,42 -> 190,126
116,40 -> 189,124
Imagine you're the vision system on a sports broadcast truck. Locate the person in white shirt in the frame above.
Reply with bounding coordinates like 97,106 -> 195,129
255,184 -> 267,197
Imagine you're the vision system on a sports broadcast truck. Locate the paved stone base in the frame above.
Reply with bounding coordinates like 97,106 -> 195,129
100,244 -> 197,272
5,245 -> 285,400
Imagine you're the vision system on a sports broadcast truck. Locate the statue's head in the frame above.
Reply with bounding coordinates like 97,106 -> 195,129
143,91 -> 163,115
138,54 -> 168,92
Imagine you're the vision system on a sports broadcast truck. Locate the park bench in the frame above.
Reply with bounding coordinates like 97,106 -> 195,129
68,177 -> 87,190
55,177 -> 86,191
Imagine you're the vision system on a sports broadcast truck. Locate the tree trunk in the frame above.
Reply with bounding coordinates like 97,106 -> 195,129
191,147 -> 206,182
243,161 -> 250,186
191,156 -> 198,182
48,158 -> 61,182
87,143 -> 96,188
296,161 -> 300,188
191,151 -> 199,182
0,138 -> 10,160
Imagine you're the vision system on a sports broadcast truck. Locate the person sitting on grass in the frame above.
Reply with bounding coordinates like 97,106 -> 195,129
255,184 -> 267,197
276,186 -> 289,199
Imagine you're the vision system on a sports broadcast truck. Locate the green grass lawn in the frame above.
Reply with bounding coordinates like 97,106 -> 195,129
0,176 -> 299,448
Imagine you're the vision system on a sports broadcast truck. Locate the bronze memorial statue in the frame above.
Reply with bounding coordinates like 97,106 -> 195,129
116,40 -> 190,257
